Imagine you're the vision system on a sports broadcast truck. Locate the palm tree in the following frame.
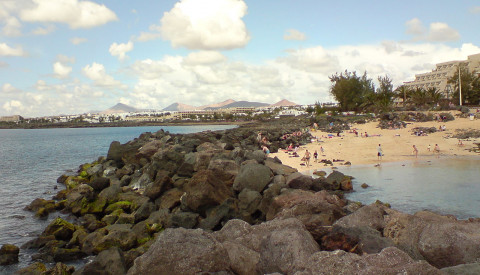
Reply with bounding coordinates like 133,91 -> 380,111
394,85 -> 410,107
426,87 -> 444,107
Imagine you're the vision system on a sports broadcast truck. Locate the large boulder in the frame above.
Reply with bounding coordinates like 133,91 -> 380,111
271,190 -> 346,232
127,228 -> 231,275
265,158 -> 297,176
233,162 -> 273,193
296,247 -> 440,275
384,210 -> 480,268
181,169 -> 233,214
326,170 -> 353,191
107,141 -> 141,165
215,218 -> 320,274
334,203 -> 389,231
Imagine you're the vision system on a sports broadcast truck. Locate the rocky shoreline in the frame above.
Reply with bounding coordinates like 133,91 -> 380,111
3,118 -> 480,274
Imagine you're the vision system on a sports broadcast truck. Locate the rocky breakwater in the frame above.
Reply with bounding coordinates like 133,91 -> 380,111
16,120 -> 480,274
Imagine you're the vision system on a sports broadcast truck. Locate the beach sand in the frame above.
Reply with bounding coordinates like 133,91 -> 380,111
271,111 -> 480,172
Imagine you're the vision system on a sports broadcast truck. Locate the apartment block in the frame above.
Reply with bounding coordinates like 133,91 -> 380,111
403,53 -> 480,97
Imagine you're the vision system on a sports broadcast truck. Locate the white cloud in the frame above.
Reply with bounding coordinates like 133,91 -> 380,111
158,0 -> 250,50
109,41 -> 134,61
278,46 -> 341,73
31,24 -> 56,35
82,62 -> 127,89
405,18 -> 425,36
1,83 -> 19,93
3,100 -> 23,113
53,62 -> 72,78
20,0 -> 118,29
183,51 -> 226,65
284,29 -> 306,41
405,18 -> 460,42
131,59 -> 173,80
428,22 -> 460,42
70,37 -> 87,45
0,43 -> 26,56
1,16 -> 22,37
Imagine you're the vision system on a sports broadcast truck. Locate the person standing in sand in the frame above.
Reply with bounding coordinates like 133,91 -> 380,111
377,144 -> 383,160
412,145 -> 418,158
427,144 -> 431,152
304,150 -> 311,167
434,144 -> 440,157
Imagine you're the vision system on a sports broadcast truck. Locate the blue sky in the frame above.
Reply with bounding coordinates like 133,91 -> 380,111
1,0 -> 480,117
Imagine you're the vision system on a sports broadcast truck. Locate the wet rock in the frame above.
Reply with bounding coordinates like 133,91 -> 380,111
286,172 -> 313,190
43,262 -> 75,275
15,262 -> 47,274
43,217 -> 76,242
0,244 -> 19,265
74,247 -> 126,275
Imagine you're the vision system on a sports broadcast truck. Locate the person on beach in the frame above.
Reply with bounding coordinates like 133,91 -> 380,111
303,150 -> 311,167
434,144 -> 440,157
427,144 -> 431,152
412,145 -> 418,158
262,145 -> 270,156
313,150 -> 318,162
320,146 -> 324,155
377,144 -> 383,160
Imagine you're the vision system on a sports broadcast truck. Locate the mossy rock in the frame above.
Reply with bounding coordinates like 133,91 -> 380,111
137,236 -> 153,245
105,201 -> 133,214
64,176 -> 88,190
79,170 -> 89,178
43,217 -> 75,241
15,262 -> 47,274
81,197 -> 107,216
35,207 -> 49,219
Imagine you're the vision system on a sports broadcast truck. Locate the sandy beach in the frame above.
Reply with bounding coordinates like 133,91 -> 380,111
271,111 -> 480,172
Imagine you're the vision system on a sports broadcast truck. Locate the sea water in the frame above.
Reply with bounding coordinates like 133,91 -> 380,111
0,125 -> 235,273
311,157 -> 480,219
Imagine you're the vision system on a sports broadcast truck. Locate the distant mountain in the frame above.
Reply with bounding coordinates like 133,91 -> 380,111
270,99 -> 298,107
198,99 -> 236,110
162,102 -> 197,112
100,103 -> 138,114
206,100 -> 270,110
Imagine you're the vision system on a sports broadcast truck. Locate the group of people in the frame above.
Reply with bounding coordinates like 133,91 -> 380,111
410,143 -> 442,158
378,143 -> 441,161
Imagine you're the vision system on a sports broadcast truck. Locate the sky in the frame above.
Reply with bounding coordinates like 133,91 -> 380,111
1,0 -> 480,117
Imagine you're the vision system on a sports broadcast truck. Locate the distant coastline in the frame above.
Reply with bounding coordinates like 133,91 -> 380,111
0,120 -> 247,130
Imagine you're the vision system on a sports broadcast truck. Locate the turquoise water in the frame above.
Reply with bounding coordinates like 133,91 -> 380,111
316,157 -> 480,219
0,125 -> 235,272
